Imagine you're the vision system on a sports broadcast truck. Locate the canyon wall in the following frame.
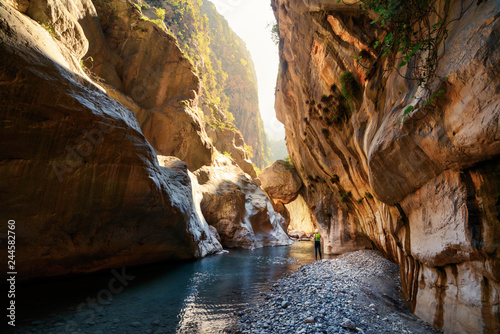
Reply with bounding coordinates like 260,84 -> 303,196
0,0 -> 289,280
154,0 -> 270,168
272,0 -> 499,332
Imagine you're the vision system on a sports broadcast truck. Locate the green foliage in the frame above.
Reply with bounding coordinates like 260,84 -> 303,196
330,175 -> 339,183
340,190 -> 352,203
339,71 -> 358,112
79,57 -> 93,72
140,16 -> 165,30
141,4 -> 149,10
222,151 -> 233,159
356,198 -> 363,203
281,156 -> 295,171
254,166 -> 261,176
356,0 -> 456,119
269,22 -> 280,45
365,192 -> 373,199
154,7 -> 166,20
244,144 -> 254,159
40,22 -> 56,37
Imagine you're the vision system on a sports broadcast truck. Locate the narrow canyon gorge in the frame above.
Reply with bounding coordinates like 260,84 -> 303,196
0,0 -> 498,333
270,0 -> 499,332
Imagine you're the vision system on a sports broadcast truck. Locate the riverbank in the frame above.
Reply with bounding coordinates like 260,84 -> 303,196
234,250 -> 440,334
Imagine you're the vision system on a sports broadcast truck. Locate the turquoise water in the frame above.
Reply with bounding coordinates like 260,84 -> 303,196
8,242 -> 330,333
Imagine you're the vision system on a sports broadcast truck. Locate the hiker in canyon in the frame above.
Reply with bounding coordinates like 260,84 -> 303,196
314,229 -> 322,260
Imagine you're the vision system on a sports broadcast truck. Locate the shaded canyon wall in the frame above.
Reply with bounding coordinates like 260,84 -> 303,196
272,0 -> 499,332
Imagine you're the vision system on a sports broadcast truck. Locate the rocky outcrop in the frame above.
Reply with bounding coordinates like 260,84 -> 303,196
0,0 -> 288,281
285,195 -> 316,234
259,159 -> 304,231
193,155 -> 292,249
203,103 -> 257,177
0,0 -> 221,280
89,0 -> 213,171
259,160 -> 302,204
273,0 -> 499,332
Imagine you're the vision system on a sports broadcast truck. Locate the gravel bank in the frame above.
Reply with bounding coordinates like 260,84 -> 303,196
235,250 -> 440,334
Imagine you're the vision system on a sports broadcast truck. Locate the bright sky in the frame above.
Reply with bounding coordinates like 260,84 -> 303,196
210,0 -> 285,141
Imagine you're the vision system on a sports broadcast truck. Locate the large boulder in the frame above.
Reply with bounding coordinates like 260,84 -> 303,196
259,160 -> 302,204
0,1 -> 222,280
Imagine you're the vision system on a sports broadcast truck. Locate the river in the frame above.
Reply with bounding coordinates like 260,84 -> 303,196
8,241 -> 333,334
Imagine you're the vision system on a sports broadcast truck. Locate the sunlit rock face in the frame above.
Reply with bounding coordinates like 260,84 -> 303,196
259,160 -> 303,204
0,1 -> 222,280
259,159 -> 305,231
0,0 -> 286,281
272,0 -> 499,332
192,155 -> 293,249
285,195 -> 316,235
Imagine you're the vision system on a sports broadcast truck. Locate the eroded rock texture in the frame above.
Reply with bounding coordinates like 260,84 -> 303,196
193,155 -> 292,249
259,160 -> 302,204
272,0 -> 499,332
0,0 -> 289,280
0,0 -> 221,279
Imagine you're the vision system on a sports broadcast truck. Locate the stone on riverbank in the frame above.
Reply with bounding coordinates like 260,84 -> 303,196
235,250 -> 441,334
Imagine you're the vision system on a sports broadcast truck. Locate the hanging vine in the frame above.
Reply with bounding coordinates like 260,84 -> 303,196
338,0 -> 474,120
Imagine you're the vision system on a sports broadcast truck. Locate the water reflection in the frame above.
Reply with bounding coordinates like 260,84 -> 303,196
9,241 -> 325,334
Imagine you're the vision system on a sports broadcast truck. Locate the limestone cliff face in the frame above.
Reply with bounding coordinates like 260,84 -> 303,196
159,0 -> 270,168
0,0 -> 290,280
201,1 -> 270,169
0,0 -> 221,279
273,0 -> 499,332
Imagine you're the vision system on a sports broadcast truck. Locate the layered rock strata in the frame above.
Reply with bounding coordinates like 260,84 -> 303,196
0,0 -> 289,280
0,0 -> 221,279
272,0 -> 499,332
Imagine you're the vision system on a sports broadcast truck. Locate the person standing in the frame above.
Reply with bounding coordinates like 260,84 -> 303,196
314,229 -> 322,260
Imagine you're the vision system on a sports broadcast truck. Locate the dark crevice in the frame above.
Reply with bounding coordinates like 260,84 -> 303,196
460,170 -> 484,250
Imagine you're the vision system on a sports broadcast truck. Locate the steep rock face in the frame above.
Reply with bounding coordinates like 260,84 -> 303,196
202,1 -> 270,168
286,195 -> 316,234
273,0 -> 499,332
88,0 -> 212,170
160,0 -> 270,168
0,0 -> 221,280
203,103 -> 257,177
194,155 -> 293,249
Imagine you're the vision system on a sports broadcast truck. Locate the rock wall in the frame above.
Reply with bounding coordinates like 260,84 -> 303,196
0,0 -> 290,280
0,0 -> 221,280
272,0 -> 499,332
201,0 -> 270,169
